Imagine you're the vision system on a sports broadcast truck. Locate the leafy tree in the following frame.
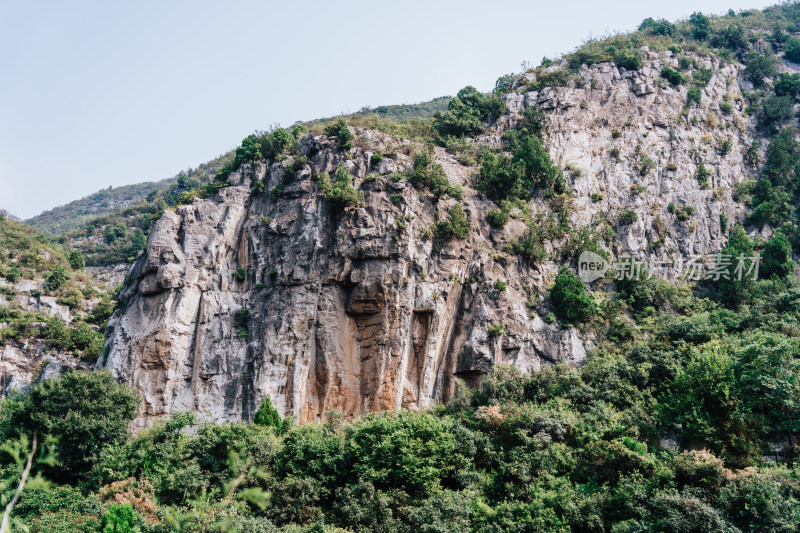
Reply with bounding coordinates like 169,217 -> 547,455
744,52 -> 777,88
774,73 -> 800,98
550,266 -> 595,322
716,225 -> 756,306
46,265 -> 69,291
324,119 -> 354,150
638,18 -> 676,36
128,229 -> 146,257
433,86 -> 506,139
761,232 -> 795,278
253,396 -> 282,431
44,316 -> 72,350
689,12 -> 711,40
784,37 -> 800,62
760,95 -> 794,129
68,250 -> 85,271
4,371 -> 140,480
89,296 -> 115,326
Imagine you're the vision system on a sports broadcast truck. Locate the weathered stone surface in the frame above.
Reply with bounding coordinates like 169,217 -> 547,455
103,52 -> 762,428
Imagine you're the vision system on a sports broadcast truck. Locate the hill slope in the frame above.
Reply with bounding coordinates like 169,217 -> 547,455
6,4 -> 800,533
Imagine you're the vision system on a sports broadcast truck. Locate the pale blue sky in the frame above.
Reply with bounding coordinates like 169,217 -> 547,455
0,0 -> 775,219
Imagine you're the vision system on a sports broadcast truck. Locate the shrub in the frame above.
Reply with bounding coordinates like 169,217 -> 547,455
513,215 -> 558,265
689,12 -> 711,41
234,266 -> 246,282
411,150 -> 462,199
716,225 -> 756,306
70,322 -> 103,358
434,205 -> 470,241
44,316 -> 72,349
660,66 -> 684,86
712,24 -> 748,51
784,37 -> 800,62
696,162 -> 711,187
675,204 -> 695,221
253,396 -> 282,431
318,164 -> 365,208
475,152 -> 526,203
775,73 -> 800,98
234,307 -> 250,340
478,132 -> 562,203
686,85 -> 702,107
101,502 -> 143,533
619,209 -> 638,225
47,265 -> 69,291
4,265 -> 20,282
324,119 -> 354,150
370,153 -> 382,166
487,324 -> 505,337
68,250 -> 85,271
638,154 -> 655,176
550,266 -> 594,322
89,296 -> 114,325
718,137 -> 732,156
615,51 -> 642,71
486,208 -> 509,227
760,95 -> 794,128
494,279 -> 507,292
744,52 -> 777,88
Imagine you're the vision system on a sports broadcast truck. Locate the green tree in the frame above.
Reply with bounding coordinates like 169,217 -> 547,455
761,232 -> 795,278
128,229 -> 146,257
46,265 -> 69,291
101,503 -> 142,533
5,371 -> 140,480
433,86 -> 506,139
784,37 -> 800,63
68,250 -> 85,271
253,396 -> 282,431
324,119 -> 354,150
716,225 -> 756,306
744,52 -> 777,88
550,266 -> 595,322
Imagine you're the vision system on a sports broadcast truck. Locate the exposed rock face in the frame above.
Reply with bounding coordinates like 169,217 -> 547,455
1,339 -> 90,396
104,50 -> 760,427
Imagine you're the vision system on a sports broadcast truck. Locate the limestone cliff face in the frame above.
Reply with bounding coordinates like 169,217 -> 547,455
104,49 -> 763,427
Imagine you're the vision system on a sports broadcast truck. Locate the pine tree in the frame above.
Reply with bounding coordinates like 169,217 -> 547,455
253,396 -> 282,431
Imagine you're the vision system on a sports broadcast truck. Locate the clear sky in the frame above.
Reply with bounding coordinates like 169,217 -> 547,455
0,0 -> 777,219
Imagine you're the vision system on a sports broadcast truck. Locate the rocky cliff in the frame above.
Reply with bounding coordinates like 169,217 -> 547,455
103,48 -> 767,427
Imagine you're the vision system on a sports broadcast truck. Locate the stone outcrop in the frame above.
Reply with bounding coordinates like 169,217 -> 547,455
104,50 -> 762,427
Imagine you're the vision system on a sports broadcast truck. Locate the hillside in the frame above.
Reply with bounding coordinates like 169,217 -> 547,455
26,179 -> 174,236
26,151 -> 235,237
4,3 -> 800,533
0,213 -> 115,395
